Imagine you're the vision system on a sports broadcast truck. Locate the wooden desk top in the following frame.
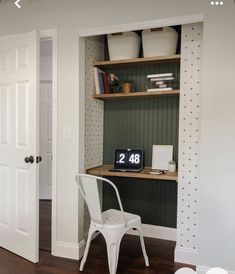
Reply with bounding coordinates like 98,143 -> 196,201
86,165 -> 177,181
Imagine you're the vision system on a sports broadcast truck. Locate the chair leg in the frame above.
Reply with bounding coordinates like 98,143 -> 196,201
79,224 -> 95,271
105,232 -> 122,274
137,226 -> 149,267
106,241 -> 120,274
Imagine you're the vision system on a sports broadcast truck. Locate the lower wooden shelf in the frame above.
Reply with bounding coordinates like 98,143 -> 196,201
93,90 -> 180,100
86,165 -> 178,181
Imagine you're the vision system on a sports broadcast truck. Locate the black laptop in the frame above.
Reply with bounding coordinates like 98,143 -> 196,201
109,148 -> 143,172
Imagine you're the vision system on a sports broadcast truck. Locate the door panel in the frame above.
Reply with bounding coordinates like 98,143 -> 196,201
0,31 -> 39,263
0,84 -> 10,145
16,81 -> 30,147
17,46 -> 29,69
0,166 -> 10,226
16,168 -> 29,235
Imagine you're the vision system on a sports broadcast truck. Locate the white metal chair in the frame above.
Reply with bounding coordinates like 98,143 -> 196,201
76,174 -> 149,274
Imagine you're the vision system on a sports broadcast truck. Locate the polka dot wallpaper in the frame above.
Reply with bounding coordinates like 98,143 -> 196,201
84,36 -> 105,235
176,22 -> 202,257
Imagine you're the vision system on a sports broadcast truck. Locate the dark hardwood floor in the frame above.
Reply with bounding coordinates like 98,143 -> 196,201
39,200 -> 52,251
0,200 -> 195,274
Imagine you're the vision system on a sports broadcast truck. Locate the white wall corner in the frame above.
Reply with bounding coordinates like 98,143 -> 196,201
126,224 -> 176,241
174,246 -> 198,265
197,265 -> 235,274
52,240 -> 85,260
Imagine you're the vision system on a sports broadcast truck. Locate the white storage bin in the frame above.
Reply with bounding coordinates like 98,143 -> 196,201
107,32 -> 141,60
142,27 -> 178,57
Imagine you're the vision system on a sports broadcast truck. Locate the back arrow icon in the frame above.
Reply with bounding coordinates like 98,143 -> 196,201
15,0 -> 21,8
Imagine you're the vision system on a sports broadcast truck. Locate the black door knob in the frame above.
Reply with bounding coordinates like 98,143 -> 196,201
24,156 -> 34,164
36,156 -> 42,163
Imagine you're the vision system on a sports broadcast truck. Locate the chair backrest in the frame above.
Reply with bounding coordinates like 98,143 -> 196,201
76,174 -> 124,225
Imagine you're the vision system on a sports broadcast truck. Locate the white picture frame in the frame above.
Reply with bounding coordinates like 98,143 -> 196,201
151,145 -> 173,170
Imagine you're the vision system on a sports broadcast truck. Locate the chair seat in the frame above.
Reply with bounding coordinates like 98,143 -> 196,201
102,209 -> 141,228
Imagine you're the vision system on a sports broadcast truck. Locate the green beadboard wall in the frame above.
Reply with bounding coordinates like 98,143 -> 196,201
105,62 -> 180,92
102,96 -> 179,227
103,177 -> 177,227
102,60 -> 180,228
103,96 -> 179,166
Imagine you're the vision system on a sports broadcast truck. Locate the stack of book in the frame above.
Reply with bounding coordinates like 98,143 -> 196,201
147,72 -> 175,92
94,67 -> 110,94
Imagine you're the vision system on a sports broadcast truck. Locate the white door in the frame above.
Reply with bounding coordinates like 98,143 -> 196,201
39,82 -> 52,199
0,31 -> 39,263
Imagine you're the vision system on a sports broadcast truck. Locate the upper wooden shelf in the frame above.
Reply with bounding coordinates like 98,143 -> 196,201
94,54 -> 181,68
93,90 -> 180,100
87,165 -> 178,181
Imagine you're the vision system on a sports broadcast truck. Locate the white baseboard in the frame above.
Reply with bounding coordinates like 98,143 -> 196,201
53,240 -> 85,260
174,246 -> 198,265
126,224 -> 177,241
197,265 -> 235,274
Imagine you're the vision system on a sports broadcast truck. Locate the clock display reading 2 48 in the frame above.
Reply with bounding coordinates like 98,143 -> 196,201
114,148 -> 143,170
117,153 -> 140,164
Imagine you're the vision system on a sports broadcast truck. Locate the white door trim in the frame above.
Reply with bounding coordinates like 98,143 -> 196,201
77,14 -> 204,260
39,30 -> 57,256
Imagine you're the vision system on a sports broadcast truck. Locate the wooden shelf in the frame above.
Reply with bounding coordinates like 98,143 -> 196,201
93,90 -> 180,100
94,54 -> 181,68
86,165 -> 178,181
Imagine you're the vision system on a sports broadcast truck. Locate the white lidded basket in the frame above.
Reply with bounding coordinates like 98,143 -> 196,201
142,27 -> 178,57
107,32 -> 141,60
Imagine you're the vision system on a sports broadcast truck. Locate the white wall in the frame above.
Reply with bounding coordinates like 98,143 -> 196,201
197,2 -> 235,272
0,0 -> 235,269
40,40 -> 52,81
40,57 -> 52,81
39,40 -> 52,200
